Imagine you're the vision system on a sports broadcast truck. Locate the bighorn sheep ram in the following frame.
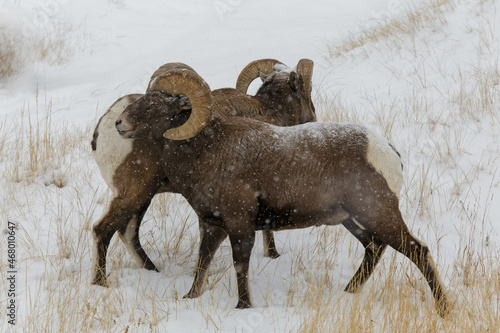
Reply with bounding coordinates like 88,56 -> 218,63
91,59 -> 316,286
115,65 -> 450,317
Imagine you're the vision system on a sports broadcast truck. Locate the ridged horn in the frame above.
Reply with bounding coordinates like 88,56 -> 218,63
296,59 -> 314,109
147,62 -> 196,92
147,65 -> 212,140
236,59 -> 286,93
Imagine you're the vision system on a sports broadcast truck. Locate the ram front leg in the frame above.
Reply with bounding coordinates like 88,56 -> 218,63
184,220 -> 227,299
228,227 -> 256,309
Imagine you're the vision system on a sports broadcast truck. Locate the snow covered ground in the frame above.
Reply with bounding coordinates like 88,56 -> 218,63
0,0 -> 499,331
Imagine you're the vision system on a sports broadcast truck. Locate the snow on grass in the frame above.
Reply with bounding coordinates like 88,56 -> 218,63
0,0 -> 499,331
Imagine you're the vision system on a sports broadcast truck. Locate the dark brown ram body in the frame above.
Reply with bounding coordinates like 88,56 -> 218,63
91,59 -> 316,286
115,66 -> 450,317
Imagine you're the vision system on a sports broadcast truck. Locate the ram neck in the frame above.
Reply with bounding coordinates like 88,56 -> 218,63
158,128 -> 218,195
254,95 -> 300,126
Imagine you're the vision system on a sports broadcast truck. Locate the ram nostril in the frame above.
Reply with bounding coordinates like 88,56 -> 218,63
115,119 -> 122,127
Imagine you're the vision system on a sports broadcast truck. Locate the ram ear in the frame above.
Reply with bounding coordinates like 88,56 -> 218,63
288,72 -> 300,91
296,59 -> 314,109
175,95 -> 192,111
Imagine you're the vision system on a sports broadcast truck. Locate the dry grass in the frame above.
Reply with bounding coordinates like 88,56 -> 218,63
5,92 -> 85,185
326,0 -> 457,59
0,14 -> 79,80
0,26 -> 25,79
0,0 -> 499,331
314,89 -> 360,124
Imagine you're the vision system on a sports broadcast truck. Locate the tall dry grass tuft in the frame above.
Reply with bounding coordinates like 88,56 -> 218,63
326,0 -> 457,58
453,63 -> 500,121
0,25 -> 26,79
33,20 -> 79,67
6,94 -> 78,185
314,89 -> 360,124
0,14 -> 81,80
0,118 -> 8,158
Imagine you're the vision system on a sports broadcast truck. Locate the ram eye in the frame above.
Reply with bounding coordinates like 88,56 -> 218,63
153,101 -> 161,108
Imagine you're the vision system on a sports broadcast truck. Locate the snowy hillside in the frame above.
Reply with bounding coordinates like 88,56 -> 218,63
1,0 -> 499,331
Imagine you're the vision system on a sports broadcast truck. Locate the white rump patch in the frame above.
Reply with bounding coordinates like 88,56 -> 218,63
93,96 -> 136,194
366,130 -> 403,199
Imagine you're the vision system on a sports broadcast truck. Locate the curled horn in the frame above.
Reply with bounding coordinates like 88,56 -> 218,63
148,65 -> 212,140
147,62 -> 196,92
236,58 -> 285,93
296,59 -> 314,109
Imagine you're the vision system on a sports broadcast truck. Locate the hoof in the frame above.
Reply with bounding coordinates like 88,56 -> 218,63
265,249 -> 280,259
344,283 -> 361,294
436,298 -> 453,318
236,300 -> 252,309
91,276 -> 109,288
183,290 -> 200,299
143,261 -> 160,272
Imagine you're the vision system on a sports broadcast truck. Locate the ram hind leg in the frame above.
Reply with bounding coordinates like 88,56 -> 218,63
262,230 -> 280,259
92,196 -> 133,286
385,224 -> 450,317
117,198 -> 159,272
342,217 -> 387,293
352,201 -> 449,317
184,220 -> 227,299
